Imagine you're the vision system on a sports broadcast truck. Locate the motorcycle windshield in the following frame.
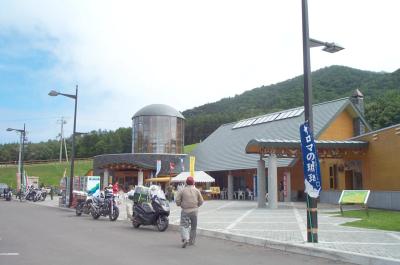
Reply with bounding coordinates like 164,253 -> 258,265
150,189 -> 166,200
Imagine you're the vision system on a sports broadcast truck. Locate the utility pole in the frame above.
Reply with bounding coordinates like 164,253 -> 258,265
58,117 -> 66,163
57,117 -> 68,163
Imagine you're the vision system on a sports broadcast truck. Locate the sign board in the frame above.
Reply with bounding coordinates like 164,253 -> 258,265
338,190 -> 370,215
338,190 -> 370,204
299,121 -> 322,198
86,176 -> 100,196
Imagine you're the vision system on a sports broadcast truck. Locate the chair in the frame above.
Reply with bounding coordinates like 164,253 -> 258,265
247,191 -> 254,200
238,191 -> 245,200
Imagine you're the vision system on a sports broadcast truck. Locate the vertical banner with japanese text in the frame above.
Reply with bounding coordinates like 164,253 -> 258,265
189,156 -> 195,177
300,122 -> 322,198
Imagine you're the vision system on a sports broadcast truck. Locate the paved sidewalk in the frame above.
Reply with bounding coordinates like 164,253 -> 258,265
33,197 -> 400,264
168,200 -> 400,265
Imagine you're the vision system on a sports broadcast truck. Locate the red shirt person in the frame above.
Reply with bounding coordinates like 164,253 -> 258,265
112,182 -> 119,195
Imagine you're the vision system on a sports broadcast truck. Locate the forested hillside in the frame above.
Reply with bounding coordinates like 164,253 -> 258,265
183,65 -> 400,144
1,65 -> 399,162
0,128 -> 131,162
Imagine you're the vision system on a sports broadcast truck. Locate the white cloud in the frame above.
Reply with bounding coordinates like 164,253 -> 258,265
1,0 -> 399,143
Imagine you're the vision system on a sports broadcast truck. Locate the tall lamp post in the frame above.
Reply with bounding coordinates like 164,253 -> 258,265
49,85 -> 78,207
7,124 -> 26,197
301,0 -> 343,243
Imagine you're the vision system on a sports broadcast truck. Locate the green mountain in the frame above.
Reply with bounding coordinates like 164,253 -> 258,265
1,65 -> 399,162
183,65 -> 400,144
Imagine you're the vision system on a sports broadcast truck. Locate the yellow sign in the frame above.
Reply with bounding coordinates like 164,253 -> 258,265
339,190 -> 370,204
189,156 -> 195,177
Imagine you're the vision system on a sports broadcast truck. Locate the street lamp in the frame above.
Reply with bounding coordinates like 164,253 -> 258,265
302,0 -> 344,243
7,124 -> 26,198
49,85 -> 78,207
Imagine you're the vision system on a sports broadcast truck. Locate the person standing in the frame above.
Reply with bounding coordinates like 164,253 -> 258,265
175,176 -> 203,248
112,181 -> 119,196
166,184 -> 173,202
279,181 -> 284,202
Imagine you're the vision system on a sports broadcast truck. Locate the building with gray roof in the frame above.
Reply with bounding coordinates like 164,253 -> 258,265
190,95 -> 371,204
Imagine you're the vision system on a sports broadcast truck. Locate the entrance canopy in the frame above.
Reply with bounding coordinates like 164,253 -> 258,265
171,171 -> 215,183
246,139 -> 368,158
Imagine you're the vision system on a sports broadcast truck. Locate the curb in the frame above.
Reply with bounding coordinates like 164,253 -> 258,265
25,200 -> 76,212
169,224 -> 400,265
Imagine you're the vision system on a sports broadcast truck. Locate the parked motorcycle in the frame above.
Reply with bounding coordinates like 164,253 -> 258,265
131,186 -> 170,232
4,188 -> 12,201
90,190 -> 119,221
76,196 -> 93,216
25,187 -> 36,201
32,189 -> 46,202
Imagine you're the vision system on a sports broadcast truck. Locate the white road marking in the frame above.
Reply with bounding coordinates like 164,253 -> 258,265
0,253 -> 19,256
228,229 -> 299,232
388,233 -> 400,241
292,203 -> 307,242
225,208 -> 255,230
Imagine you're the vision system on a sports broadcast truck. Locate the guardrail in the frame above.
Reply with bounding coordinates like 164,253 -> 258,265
0,158 -> 93,167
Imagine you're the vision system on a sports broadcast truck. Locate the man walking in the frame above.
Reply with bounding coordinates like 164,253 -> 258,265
175,176 -> 203,248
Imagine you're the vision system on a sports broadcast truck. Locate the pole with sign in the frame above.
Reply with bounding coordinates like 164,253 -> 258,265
300,121 -> 321,242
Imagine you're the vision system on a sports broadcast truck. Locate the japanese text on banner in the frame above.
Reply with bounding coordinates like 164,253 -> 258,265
299,122 -> 321,198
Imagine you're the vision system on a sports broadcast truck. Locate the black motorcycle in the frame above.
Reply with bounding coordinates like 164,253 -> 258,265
131,195 -> 170,232
76,196 -> 93,216
4,188 -> 12,201
25,187 -> 36,201
90,191 -> 119,221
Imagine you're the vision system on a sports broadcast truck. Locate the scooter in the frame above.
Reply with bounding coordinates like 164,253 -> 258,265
131,192 -> 170,232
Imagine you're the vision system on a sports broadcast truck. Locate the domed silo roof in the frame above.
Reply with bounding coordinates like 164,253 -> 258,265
132,104 -> 185,119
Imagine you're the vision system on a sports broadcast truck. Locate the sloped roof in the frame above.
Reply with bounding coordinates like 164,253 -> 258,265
191,97 -> 365,171
246,139 -> 368,154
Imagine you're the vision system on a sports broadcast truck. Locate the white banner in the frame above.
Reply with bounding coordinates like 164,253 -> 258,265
87,176 -> 100,196
155,160 -> 161,177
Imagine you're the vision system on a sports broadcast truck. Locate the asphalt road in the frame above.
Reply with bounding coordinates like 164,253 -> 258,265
0,201 -> 352,265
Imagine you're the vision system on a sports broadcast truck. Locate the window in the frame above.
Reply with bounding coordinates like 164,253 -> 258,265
329,165 -> 338,190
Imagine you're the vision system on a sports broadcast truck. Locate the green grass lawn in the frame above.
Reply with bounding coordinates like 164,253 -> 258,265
337,209 -> 400,232
0,160 -> 93,188
183,143 -> 198,154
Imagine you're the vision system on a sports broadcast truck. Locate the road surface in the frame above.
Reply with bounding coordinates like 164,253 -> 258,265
0,201 -> 352,265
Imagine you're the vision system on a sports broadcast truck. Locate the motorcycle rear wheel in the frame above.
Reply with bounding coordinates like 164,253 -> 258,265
75,204 -> 82,216
132,218 -> 141,228
156,216 -> 169,232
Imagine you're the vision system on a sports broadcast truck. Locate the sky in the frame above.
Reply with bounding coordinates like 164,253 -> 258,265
1,0 -> 400,144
